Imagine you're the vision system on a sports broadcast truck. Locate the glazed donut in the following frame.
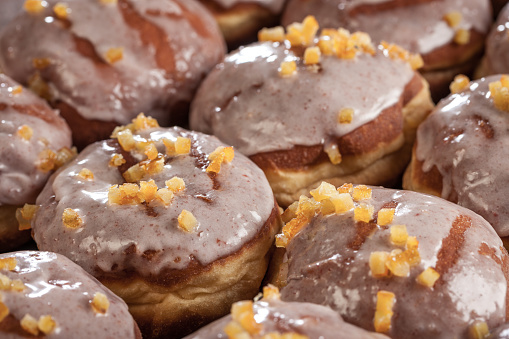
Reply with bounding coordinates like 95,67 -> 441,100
403,75 -> 509,238
190,18 -> 434,207
0,74 -> 72,252
282,0 -> 492,102
198,0 -> 286,48
185,286 -> 389,339
477,4 -> 509,78
0,251 -> 141,338
30,115 -> 281,338
268,183 -> 509,338
0,0 -> 226,149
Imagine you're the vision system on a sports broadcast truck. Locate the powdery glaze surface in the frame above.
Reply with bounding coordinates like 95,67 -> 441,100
490,322 -> 509,339
211,0 -> 285,13
32,127 -> 275,276
0,0 -> 225,125
0,74 -> 71,206
190,42 -> 414,156
0,251 -> 137,339
280,186 -> 508,339
484,5 -> 509,74
282,0 -> 491,55
184,299 -> 389,339
415,76 -> 509,237
0,0 -> 22,31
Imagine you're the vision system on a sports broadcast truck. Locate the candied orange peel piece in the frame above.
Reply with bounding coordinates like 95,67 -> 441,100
166,177 -> 186,193
163,137 -> 191,156
324,143 -> 342,165
109,153 -> 126,167
23,0 -> 46,14
78,168 -> 94,181
338,108 -> 354,124
231,301 -> 262,335
62,208 -> 82,229
390,224 -> 408,246
450,74 -> 470,94
178,210 -> 199,233
369,252 -> 390,278
469,321 -> 490,339
53,3 -> 69,19
0,273 -> 25,292
91,292 -> 109,314
304,46 -> 321,65
416,267 -> 440,288
21,314 -> 39,335
258,26 -> 285,42
0,302 -> 9,322
262,285 -> 281,300
354,203 -> 374,223
206,146 -> 235,173
380,41 -> 423,70
16,204 -> 39,231
352,185 -> 372,201
443,11 -> 462,28
36,149 -> 57,172
144,142 -> 158,160
17,125 -> 33,141
28,72 -> 52,101
279,60 -> 297,77
33,57 -> 51,70
454,29 -> 470,45
0,258 -> 17,271
377,208 -> 395,226
374,291 -> 395,333
489,75 -> 509,112
38,315 -> 57,334
105,47 -> 123,64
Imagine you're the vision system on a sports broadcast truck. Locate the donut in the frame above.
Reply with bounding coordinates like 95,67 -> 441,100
282,0 -> 492,102
403,75 -> 509,239
268,183 -> 509,338
477,4 -> 509,78
0,0 -> 226,149
30,114 -> 281,338
0,251 -> 141,338
198,0 -> 286,48
0,74 -> 73,252
190,17 -> 434,207
184,285 -> 389,339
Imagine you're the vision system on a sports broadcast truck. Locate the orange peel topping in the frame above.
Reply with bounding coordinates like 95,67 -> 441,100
390,224 -> 408,246
164,137 -> 191,156
231,301 -> 262,335
109,153 -> 126,167
469,321 -> 490,339
304,46 -> 321,65
36,149 -> 57,172
53,2 -> 69,19
17,125 -> 33,141
443,11 -> 462,28
23,0 -> 46,14
33,57 -> 51,70
450,74 -> 470,94
178,210 -> 198,233
310,182 -> 337,202
165,177 -> 186,193
155,188 -> 174,206
352,185 -> 372,201
38,315 -> 57,334
369,252 -> 390,278
380,41 -> 424,70
489,75 -> 509,112
416,267 -> 440,288
258,26 -> 285,42
354,203 -> 374,223
279,60 -> 297,77
78,168 -> 94,181
377,208 -> 395,226
21,314 -> 39,336
374,290 -> 395,333
0,302 -> 9,322
262,284 -> 281,300
0,258 -> 17,271
338,108 -> 354,124
55,147 -> 77,168
105,47 -> 123,64
62,208 -> 82,229
91,292 -> 109,314
454,29 -> 470,45
206,146 -> 235,173
16,204 -> 39,231
28,72 -> 52,101
10,86 -> 22,95
144,143 -> 158,160
324,143 -> 342,165
337,183 -> 353,194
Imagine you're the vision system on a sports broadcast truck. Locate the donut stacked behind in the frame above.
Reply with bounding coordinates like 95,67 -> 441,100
190,17 -> 434,207
198,0 -> 286,47
268,183 -> 509,338
30,115 -> 281,338
0,74 -> 72,251
0,0 -> 226,149
282,0 -> 492,101
477,4 -> 509,77
0,251 -> 140,338
403,75 -> 509,239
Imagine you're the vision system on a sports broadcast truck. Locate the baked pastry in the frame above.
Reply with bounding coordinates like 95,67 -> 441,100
0,251 -> 141,338
198,0 -> 286,47
477,4 -> 509,78
29,115 -> 281,338
282,0 -> 492,101
190,17 -> 434,207
403,75 -> 509,239
0,0 -> 226,149
268,183 -> 509,339
0,74 -> 73,252
184,285 -> 389,339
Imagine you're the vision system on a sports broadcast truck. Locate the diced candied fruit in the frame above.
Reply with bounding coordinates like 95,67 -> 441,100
489,76 -> 509,112
296,196 -> 320,218
91,292 -> 109,314
324,143 -> 342,165
105,47 -> 123,64
352,185 -> 372,201
23,0 -> 46,14
258,26 -> 285,42
369,252 -> 390,278
62,208 -> 82,229
53,3 -> 69,19
406,236 -> 419,250
166,177 -> 185,193
281,202 -> 298,223
443,11 -> 462,28
454,29 -> 470,45
38,315 -> 56,334
78,168 -> 94,181
320,199 -> 336,215
55,147 -> 77,168
408,54 -> 424,70
155,188 -> 174,206
275,233 -> 289,248
449,75 -> 470,95
390,224 -> 408,246
0,274 -> 10,290
351,31 -> 375,55
317,37 -> 334,56
123,164 -> 145,183
132,113 -> 159,131
285,23 -> 304,46
337,183 -> 353,194
175,137 -> 191,154
469,321 -> 490,339
17,125 -> 33,141
140,156 -> 165,176
377,208 -> 395,226
16,204 -> 39,231
231,301 -> 262,335
301,16 -> 319,46
262,285 -> 281,300
178,210 -> 198,233
0,258 -> 17,271
279,60 -> 297,77
380,41 -> 423,70
385,251 -> 410,277
354,204 -> 374,223
206,153 -> 224,174
109,153 -> 126,167
0,302 -> 9,322
117,129 -> 136,151
21,314 -> 39,336
100,0 -> 117,4
28,72 -> 51,101
36,149 -> 57,172
139,180 -> 158,202
338,108 -> 354,124
416,267 -> 440,288
374,291 -> 395,333
10,279 -> 25,292
329,193 -> 354,214
108,183 -> 143,205
33,57 -> 51,69
144,143 -> 158,160
206,146 -> 234,173
224,321 -> 245,337
310,182 -> 337,202
11,86 -> 22,95
304,46 -> 321,65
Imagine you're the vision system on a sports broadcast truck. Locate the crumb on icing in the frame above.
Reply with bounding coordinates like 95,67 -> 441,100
144,142 -> 158,160
165,177 -> 185,193
324,143 -> 342,165
28,72 -> 52,101
0,258 -> 17,271
228,301 -> 262,336
374,291 -> 395,333
23,0 -> 46,14
206,146 -> 235,173
279,60 -> 297,77
390,225 -> 408,246
0,302 -> 9,322
354,203 -> 374,223
16,204 -> 39,231
352,185 -> 372,201
469,321 -> 490,339
377,208 -> 395,226
155,188 -> 174,206
450,74 -> 470,94
17,125 -> 33,141
91,292 -> 109,314
416,267 -> 440,288
36,149 -> 57,172
310,182 -> 337,201
385,238 -> 421,277
369,252 -> 390,278
10,86 -> 22,95
123,156 -> 165,183
338,183 -> 353,194
53,2 -> 69,19
489,75 -> 509,112
32,58 -> 51,70
62,208 -> 83,229
258,26 -> 285,43
338,108 -> 354,124
108,180 -> 172,206
111,113 -> 159,141
21,314 -> 39,335
0,273 -> 25,292
304,46 -> 321,65
285,15 -> 319,47
164,137 -> 191,156
262,285 -> 281,301
116,129 -> 136,151
380,41 -> 423,70
109,153 -> 126,167
105,47 -> 123,64
178,210 -> 198,233
443,11 -> 462,28
78,168 -> 94,181
55,147 -> 78,168
454,29 -> 470,45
